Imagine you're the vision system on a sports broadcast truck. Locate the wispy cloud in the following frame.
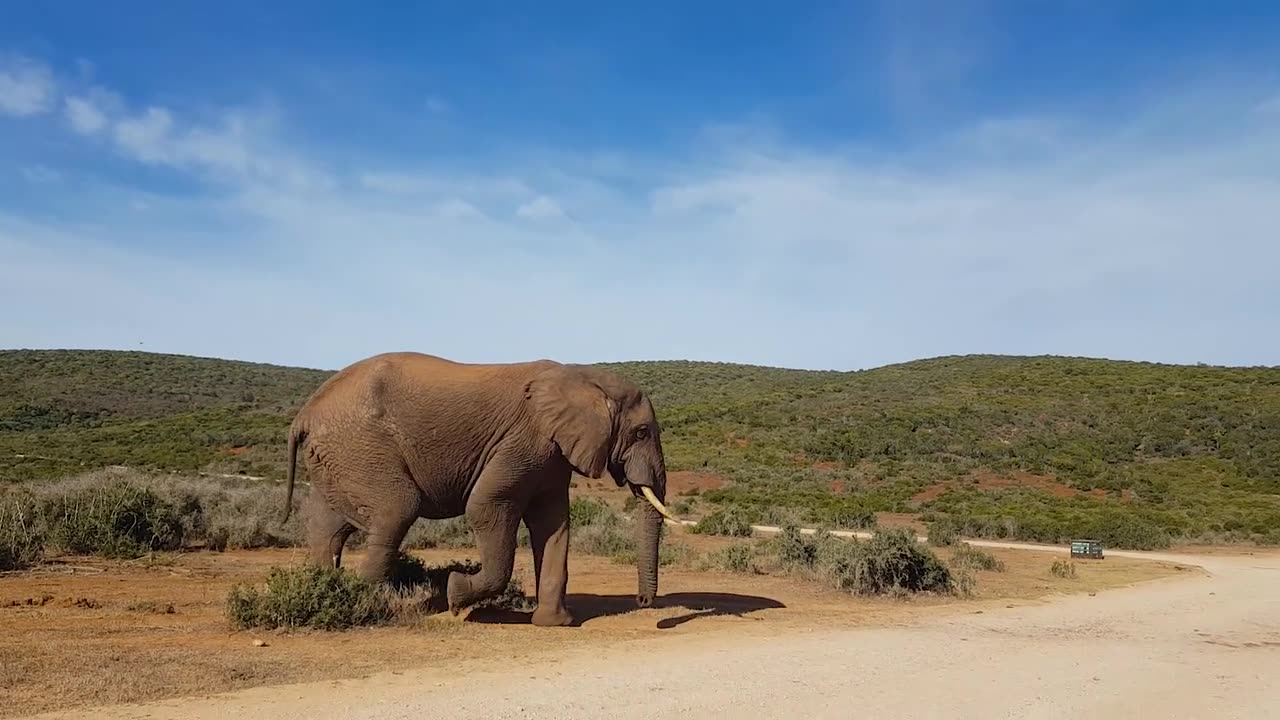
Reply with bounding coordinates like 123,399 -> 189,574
0,54 -> 55,116
64,95 -> 107,134
516,195 -> 566,220
2,52 -> 1278,371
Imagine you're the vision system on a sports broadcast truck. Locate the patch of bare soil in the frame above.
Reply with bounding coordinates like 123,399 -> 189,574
666,471 -> 726,495
873,512 -> 926,534
0,535 -> 1182,718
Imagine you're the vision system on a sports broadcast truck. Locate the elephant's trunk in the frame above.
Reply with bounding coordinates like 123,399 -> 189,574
629,452 -> 667,608
636,498 -> 663,607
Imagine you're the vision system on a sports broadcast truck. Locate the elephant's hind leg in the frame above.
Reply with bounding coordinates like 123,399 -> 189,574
304,490 -> 356,569
353,475 -> 422,584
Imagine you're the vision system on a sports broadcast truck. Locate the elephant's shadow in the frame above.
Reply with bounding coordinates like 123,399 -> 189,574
465,592 -> 787,629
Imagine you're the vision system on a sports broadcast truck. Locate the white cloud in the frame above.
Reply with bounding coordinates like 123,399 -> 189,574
64,93 -> 109,134
0,55 -> 55,116
112,107 -> 176,162
1,58 -> 1278,371
103,102 -> 317,189
516,195 -> 566,220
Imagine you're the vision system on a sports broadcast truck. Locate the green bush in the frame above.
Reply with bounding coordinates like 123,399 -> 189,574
824,505 -> 876,530
403,517 -> 475,549
40,480 -> 186,558
949,543 -> 1005,572
926,518 -> 959,546
951,568 -> 977,597
827,528 -> 955,596
690,507 -> 756,537
0,469 -> 304,566
569,497 -> 616,528
571,518 -> 634,558
226,565 -> 393,630
746,525 -> 958,597
700,543 -> 757,573
1050,559 -> 1077,579
0,491 -> 44,570
772,525 -> 820,569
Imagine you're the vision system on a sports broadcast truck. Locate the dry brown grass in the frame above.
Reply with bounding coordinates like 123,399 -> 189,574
0,529 -> 1188,718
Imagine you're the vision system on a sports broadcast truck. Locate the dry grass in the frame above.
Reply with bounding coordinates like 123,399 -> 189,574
0,526 -> 1190,718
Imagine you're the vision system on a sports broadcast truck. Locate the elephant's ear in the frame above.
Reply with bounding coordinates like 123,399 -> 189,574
526,366 -> 616,479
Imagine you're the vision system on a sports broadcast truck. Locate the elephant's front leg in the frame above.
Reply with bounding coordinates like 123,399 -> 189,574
524,484 -> 573,627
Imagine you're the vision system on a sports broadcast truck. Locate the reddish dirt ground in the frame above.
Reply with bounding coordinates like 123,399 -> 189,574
665,471 -> 726,495
0,532 -> 1183,719
872,512 -> 927,534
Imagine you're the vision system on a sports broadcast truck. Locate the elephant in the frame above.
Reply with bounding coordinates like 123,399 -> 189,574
280,351 -> 678,627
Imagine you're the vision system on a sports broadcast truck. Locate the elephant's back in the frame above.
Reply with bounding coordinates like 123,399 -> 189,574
295,350 -> 553,438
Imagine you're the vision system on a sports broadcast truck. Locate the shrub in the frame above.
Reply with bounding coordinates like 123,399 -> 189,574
690,507 -> 756,537
1050,559 -> 1077,579
165,477 -> 303,550
772,525 -> 819,569
700,543 -> 757,573
226,565 -> 392,630
926,518 -> 959,546
41,480 -> 186,558
571,518 -> 634,558
403,517 -> 475,549
569,497 -> 616,528
225,553 -> 536,631
0,469 -> 305,567
951,568 -> 977,597
824,506 -> 875,530
746,525 -> 958,597
950,543 -> 1005,572
0,491 -> 44,570
827,528 -> 954,596
769,524 -> 838,571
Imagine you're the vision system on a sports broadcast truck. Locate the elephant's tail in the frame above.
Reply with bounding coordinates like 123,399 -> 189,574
281,421 -> 307,523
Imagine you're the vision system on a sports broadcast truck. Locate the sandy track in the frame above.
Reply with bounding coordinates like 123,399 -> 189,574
23,540 -> 1280,720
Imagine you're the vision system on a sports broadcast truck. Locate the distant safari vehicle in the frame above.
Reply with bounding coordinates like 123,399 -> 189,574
1070,539 -> 1104,559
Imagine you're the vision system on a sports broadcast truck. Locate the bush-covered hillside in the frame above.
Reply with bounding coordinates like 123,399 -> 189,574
2,349 -> 1279,549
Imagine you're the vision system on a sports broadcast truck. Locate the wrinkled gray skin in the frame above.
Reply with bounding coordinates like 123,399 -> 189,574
282,351 -> 669,627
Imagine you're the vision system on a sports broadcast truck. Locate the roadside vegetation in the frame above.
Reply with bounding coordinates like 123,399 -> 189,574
3,350 -> 1279,553
3,468 -> 976,630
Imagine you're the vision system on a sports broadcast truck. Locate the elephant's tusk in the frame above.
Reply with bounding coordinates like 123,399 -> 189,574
640,486 -> 680,525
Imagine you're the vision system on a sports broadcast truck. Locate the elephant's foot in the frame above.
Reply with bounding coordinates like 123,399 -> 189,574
446,571 -> 469,616
531,605 -> 574,627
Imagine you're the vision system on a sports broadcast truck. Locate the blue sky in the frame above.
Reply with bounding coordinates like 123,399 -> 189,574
2,2 -> 1279,371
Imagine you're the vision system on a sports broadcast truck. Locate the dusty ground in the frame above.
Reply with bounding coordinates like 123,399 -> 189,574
18,543 -> 1278,720
0,529 -> 1181,718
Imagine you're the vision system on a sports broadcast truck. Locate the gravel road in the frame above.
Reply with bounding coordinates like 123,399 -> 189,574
26,543 -> 1280,720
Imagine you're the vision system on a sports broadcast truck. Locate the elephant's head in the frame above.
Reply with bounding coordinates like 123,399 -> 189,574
526,363 -> 676,608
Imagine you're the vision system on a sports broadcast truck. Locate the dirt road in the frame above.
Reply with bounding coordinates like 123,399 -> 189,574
24,541 -> 1279,720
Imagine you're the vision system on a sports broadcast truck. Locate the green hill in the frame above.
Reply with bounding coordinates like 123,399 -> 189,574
2,349 -> 1279,549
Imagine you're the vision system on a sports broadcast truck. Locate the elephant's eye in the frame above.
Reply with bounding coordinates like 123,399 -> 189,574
634,426 -> 649,440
